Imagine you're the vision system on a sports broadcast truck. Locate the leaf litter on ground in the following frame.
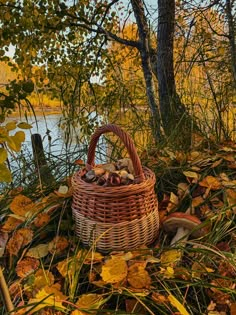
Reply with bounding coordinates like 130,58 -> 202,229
0,143 -> 235,314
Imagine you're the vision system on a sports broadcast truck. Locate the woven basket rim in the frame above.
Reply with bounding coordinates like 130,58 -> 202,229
72,166 -> 156,197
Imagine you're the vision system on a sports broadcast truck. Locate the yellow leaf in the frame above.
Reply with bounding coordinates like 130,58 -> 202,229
169,192 -> 179,205
160,249 -> 182,267
72,293 -> 106,315
26,244 -> 49,259
159,266 -> 175,279
127,262 -> 151,289
183,171 -> 199,179
101,256 -> 128,284
5,121 -> 17,131
17,122 -> 32,129
168,294 -> 190,315
6,131 -> 25,152
33,269 -> 55,291
0,163 -> 12,182
0,148 -> 7,163
27,285 -> 66,314
57,257 -> 79,278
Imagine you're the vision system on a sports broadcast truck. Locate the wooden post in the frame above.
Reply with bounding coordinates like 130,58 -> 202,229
31,133 -> 55,186
31,133 -> 47,167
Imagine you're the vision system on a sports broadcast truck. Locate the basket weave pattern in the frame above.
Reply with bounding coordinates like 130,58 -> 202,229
72,124 -> 159,251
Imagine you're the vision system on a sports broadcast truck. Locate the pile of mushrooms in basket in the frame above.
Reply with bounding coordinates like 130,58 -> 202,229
82,157 -> 135,186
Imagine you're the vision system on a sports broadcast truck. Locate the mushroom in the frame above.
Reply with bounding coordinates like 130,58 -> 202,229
162,212 -> 204,246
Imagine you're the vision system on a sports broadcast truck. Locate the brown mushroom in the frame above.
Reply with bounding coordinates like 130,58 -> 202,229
162,213 -> 204,245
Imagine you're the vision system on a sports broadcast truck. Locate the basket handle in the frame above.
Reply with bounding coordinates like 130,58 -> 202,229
86,124 -> 145,183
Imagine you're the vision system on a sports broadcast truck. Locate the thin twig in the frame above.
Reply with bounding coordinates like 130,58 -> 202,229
0,266 -> 14,313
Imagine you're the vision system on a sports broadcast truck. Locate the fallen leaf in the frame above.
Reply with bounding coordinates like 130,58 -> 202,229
33,213 -> 50,227
222,154 -> 235,162
177,183 -> 189,199
0,231 -> 8,257
17,227 -> 34,246
7,227 -> 33,255
57,257 -> 79,279
151,292 -> 168,304
2,216 -> 24,232
26,244 -> 49,259
199,176 -> 221,190
160,249 -> 182,267
192,196 -> 205,207
16,257 -> 40,278
183,171 -> 199,181
159,266 -> 175,279
210,158 -> 223,168
33,269 -> 55,291
81,251 -> 104,264
225,189 -> 236,213
192,261 -> 214,279
9,194 -> 34,216
6,233 -> 24,256
27,284 -> 67,314
71,293 -> 106,315
48,236 -> 69,255
101,256 -> 128,284
127,262 -> 151,289
168,294 -> 190,315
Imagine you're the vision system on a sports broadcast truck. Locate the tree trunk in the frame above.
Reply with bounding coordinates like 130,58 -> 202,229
225,0 -> 236,90
131,0 -> 162,141
157,0 -> 192,146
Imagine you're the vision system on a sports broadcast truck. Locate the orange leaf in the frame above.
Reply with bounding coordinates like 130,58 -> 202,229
6,228 -> 33,256
16,257 -> 40,278
7,233 -> 24,256
48,236 -> 69,255
199,176 -> 221,190
192,196 -> 204,207
17,227 -> 34,246
2,216 -> 24,232
33,213 -> 50,227
0,231 -> 8,257
151,292 -> 168,304
10,194 -> 34,216
230,303 -> 236,315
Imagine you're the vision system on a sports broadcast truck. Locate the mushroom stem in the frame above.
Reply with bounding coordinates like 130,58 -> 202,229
170,226 -> 189,246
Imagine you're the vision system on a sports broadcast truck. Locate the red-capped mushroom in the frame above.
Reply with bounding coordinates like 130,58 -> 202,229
162,212 -> 203,245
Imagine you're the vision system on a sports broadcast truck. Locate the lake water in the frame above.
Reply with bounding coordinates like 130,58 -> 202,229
6,113 -> 108,165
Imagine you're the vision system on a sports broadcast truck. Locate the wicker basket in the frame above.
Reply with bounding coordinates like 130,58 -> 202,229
72,124 -> 159,252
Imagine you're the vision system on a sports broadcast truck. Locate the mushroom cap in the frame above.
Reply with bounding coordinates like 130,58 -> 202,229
162,212 -> 204,238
